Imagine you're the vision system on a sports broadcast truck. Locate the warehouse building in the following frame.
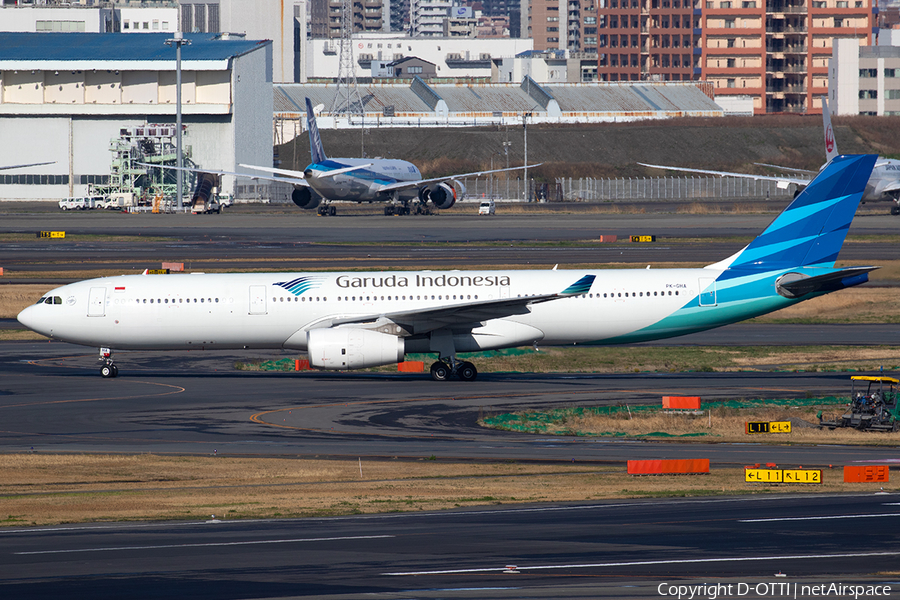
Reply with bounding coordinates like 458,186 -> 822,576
0,32 -> 272,201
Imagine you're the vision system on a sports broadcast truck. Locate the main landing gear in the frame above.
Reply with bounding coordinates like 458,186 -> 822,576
99,347 -> 118,378
430,359 -> 477,382
317,204 -> 337,216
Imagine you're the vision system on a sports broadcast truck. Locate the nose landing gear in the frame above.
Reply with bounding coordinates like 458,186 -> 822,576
99,348 -> 118,378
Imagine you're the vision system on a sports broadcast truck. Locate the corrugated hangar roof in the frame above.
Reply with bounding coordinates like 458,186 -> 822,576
275,79 -> 722,120
0,32 -> 267,63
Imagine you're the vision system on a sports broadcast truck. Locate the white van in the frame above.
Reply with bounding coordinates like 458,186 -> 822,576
478,200 -> 495,215
59,197 -> 101,211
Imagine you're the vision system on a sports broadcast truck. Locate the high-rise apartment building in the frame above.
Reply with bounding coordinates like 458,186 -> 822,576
702,0 -> 875,114
595,0 -> 696,81
529,0 -> 599,53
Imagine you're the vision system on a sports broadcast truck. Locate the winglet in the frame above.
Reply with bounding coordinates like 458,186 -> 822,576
559,274 -> 595,296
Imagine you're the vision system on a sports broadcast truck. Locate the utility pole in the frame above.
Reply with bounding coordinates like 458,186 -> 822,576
165,31 -> 190,211
523,111 -> 532,201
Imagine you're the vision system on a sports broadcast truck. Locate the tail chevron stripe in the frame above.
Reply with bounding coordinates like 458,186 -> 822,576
723,154 -> 876,276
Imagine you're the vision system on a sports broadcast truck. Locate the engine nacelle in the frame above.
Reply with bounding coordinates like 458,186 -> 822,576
418,182 -> 457,210
307,328 -> 405,370
291,187 -> 322,210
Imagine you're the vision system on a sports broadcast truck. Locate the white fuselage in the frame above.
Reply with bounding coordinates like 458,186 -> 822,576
17,267 -> 794,354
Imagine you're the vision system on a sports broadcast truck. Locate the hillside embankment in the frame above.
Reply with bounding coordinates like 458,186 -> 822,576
274,115 -> 900,181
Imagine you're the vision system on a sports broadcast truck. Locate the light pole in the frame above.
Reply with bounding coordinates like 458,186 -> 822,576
502,140 -> 511,200
165,31 -> 190,211
523,111 -> 533,201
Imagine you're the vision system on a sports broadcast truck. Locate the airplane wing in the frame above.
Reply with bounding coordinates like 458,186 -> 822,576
753,162 -> 818,175
0,161 -> 55,171
638,162 -> 811,189
136,162 -> 311,187
323,274 -> 595,335
375,164 -> 544,194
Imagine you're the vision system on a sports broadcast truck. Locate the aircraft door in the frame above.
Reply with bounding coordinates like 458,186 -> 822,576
249,285 -> 267,315
698,277 -> 717,306
87,287 -> 106,317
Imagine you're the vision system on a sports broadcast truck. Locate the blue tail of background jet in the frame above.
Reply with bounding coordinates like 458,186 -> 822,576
715,154 -> 877,274
305,97 -> 327,164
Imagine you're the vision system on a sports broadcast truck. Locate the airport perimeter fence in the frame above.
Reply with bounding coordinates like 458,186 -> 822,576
244,175 -> 804,204
459,175 -> 803,202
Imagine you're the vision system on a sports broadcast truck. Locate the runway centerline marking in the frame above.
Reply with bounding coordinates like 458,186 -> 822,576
383,551 -> 900,576
15,534 -> 394,555
0,381 -> 185,409
740,512 -> 900,523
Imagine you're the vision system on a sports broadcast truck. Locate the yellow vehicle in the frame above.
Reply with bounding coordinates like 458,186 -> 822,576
819,376 -> 900,432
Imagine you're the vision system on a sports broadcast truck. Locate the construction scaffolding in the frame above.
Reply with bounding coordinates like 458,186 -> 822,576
89,124 -> 192,210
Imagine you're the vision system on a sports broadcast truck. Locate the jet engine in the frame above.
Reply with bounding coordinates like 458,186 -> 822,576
291,187 -> 322,210
418,181 -> 457,210
307,328 -> 405,370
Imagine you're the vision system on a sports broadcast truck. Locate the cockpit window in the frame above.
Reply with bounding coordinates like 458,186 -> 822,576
36,297 -> 48,305
36,296 -> 62,305
53,296 -> 62,304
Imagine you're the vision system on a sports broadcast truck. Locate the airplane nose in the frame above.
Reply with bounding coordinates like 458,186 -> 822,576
17,305 -> 41,333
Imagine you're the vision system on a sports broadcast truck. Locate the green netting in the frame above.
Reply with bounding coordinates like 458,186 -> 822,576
482,397 -> 848,437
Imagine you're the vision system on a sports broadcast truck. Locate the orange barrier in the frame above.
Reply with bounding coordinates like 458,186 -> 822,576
162,262 -> 184,272
597,235 -> 617,243
294,359 -> 310,371
844,465 -> 890,483
398,361 -> 425,373
0,267 -> 4,276
627,459 -> 709,475
662,396 -> 701,409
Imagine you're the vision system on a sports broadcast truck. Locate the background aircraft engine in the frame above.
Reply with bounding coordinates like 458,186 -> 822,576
418,182 -> 456,210
307,328 -> 405,370
291,187 -> 322,209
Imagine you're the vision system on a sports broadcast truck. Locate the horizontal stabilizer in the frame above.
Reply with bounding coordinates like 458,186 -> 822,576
775,266 -> 879,299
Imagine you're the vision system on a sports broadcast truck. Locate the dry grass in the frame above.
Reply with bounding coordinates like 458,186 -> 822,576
0,284 -> 48,318
555,404 -> 898,445
750,287 -> 900,323
0,454 -> 892,527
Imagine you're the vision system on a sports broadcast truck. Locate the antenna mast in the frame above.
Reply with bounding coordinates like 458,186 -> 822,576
329,0 -> 363,117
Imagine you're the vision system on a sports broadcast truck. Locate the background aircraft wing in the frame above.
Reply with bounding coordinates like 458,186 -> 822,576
375,163 -> 543,194
753,162 -> 818,175
638,162 -> 810,189
0,161 -> 54,171
325,275 -> 594,335
137,162 -> 311,187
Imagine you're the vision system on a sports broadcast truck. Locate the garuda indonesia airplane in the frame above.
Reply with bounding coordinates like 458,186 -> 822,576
640,99 -> 900,214
18,154 -> 877,381
164,97 -> 537,217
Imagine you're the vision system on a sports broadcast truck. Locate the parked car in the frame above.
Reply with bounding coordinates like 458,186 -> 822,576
478,200 -> 495,215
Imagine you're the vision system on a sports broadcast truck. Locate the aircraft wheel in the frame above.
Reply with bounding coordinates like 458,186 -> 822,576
100,364 -> 115,378
329,206 -> 336,216
457,362 -> 477,381
430,362 -> 451,382
891,206 -> 900,216
111,365 -> 119,378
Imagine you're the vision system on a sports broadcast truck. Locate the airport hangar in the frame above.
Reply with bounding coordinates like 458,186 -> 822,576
0,32 -> 272,202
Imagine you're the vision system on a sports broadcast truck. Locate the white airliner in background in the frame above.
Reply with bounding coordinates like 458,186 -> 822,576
18,154 -> 878,381
640,99 -> 900,214
145,98 -> 536,216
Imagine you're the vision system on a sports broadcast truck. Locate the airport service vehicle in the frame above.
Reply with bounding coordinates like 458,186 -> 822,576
18,155 -> 879,381
819,376 -> 900,432
478,200 -> 496,215
59,197 -> 102,211
641,98 -> 900,214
